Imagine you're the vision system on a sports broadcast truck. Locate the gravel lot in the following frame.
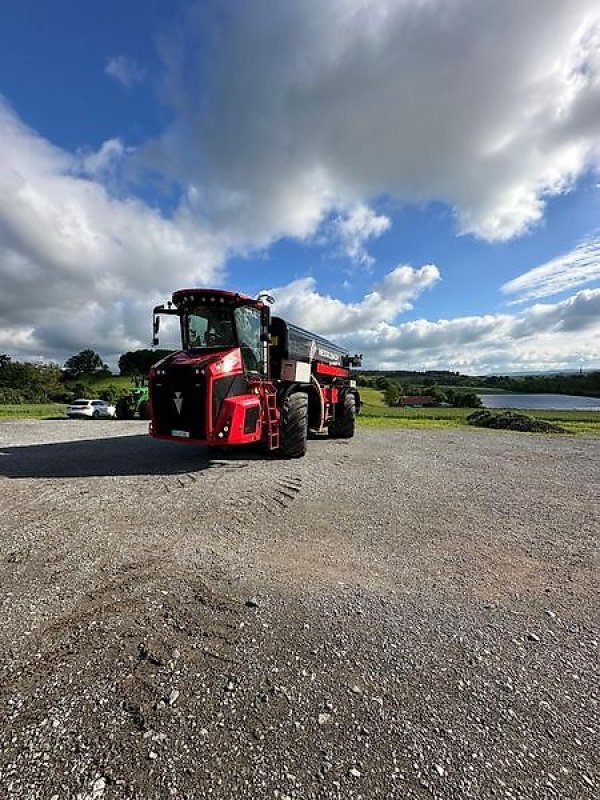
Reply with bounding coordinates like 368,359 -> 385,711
0,419 -> 598,799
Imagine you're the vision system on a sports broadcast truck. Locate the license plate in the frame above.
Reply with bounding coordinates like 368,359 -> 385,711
171,429 -> 190,438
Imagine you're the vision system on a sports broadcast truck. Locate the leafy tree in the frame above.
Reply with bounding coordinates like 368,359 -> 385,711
374,376 -> 391,391
422,384 -> 447,403
383,383 -> 400,407
118,349 -> 173,376
64,349 -> 109,378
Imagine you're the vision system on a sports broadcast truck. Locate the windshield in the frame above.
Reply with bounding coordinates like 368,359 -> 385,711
182,303 -> 264,373
183,306 -> 236,349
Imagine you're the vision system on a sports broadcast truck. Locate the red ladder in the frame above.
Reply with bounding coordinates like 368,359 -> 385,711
264,387 -> 280,450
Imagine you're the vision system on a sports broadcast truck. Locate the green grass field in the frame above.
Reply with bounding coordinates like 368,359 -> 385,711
0,384 -> 598,434
0,403 -> 67,419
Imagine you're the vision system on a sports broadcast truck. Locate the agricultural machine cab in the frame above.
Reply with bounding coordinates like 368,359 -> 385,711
148,288 -> 362,458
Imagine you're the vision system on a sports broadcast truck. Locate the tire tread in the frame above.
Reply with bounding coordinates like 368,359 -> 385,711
278,393 -> 308,458
329,393 -> 356,439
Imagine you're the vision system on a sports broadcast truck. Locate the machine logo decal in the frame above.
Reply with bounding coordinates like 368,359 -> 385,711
173,391 -> 183,414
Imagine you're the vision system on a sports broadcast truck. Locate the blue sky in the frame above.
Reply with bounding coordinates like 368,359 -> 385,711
1,0 -> 600,372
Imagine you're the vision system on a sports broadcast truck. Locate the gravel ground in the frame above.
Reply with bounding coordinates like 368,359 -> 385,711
0,419 -> 598,800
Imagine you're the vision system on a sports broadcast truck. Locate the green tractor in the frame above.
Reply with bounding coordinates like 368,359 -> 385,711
115,377 -> 150,420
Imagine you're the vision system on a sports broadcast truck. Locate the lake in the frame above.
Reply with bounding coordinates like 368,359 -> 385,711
480,393 -> 600,411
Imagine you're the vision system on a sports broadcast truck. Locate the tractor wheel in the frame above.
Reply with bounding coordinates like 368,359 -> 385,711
278,392 -> 308,458
115,398 -> 132,420
138,400 -> 150,420
328,393 -> 356,439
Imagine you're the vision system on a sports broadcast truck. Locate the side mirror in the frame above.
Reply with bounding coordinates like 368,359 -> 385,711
152,315 -> 160,346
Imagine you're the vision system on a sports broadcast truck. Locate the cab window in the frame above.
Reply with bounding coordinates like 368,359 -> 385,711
185,307 -> 235,349
234,306 -> 262,374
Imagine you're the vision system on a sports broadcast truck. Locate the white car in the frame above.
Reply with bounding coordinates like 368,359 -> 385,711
66,399 -> 116,419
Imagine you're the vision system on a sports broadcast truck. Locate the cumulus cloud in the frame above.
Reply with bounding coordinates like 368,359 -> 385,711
266,275 -> 600,372
502,234 -> 600,303
105,55 -> 145,88
330,205 -> 391,266
266,264 -> 440,336
78,138 -> 127,176
0,100 -> 222,364
150,0 -> 600,246
358,287 -> 600,371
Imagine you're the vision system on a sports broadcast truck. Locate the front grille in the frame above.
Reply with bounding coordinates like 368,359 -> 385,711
151,367 -> 205,439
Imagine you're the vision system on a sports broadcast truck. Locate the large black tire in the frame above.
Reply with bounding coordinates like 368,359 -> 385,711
92,410 -> 100,419
115,398 -> 132,420
328,393 -> 356,439
278,392 -> 308,458
138,400 -> 150,420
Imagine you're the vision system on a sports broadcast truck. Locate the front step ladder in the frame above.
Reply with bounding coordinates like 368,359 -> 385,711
265,388 -> 280,450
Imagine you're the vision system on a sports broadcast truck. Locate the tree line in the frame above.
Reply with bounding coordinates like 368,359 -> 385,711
357,369 -> 600,399
0,349 -> 173,404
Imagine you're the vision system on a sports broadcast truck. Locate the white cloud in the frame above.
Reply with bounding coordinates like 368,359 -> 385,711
78,138 -> 127,176
330,205 -> 391,266
149,0 -> 600,246
266,264 -> 440,337
105,55 -> 145,88
502,234 -> 600,303
266,275 -> 600,372
354,287 -> 600,371
0,100 -> 223,365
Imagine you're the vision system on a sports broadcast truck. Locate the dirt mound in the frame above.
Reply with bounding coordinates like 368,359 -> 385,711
467,409 -> 566,433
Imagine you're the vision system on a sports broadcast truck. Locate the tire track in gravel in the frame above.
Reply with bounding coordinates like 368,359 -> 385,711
150,455 -> 307,518
0,558 -> 247,711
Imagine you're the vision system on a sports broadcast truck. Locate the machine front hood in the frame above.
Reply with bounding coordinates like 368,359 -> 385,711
164,348 -> 237,369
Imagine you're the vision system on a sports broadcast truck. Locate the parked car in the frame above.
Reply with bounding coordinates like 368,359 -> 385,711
66,399 -> 116,419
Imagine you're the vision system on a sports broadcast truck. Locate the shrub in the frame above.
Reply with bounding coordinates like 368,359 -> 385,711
452,392 -> 482,408
383,383 -> 400,407
0,359 -> 63,403
0,387 -> 26,404
99,385 -> 126,402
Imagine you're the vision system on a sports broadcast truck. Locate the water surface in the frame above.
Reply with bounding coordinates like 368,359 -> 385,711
480,393 -> 600,411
